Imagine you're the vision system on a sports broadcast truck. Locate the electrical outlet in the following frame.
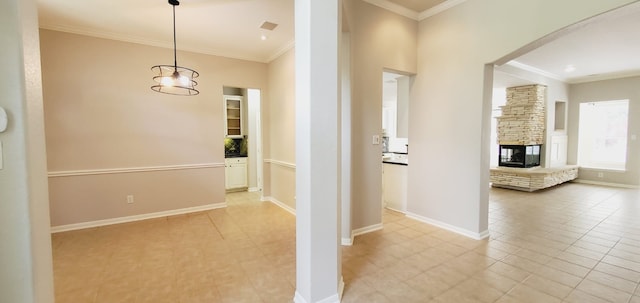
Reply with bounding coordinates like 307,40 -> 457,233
127,195 -> 134,204
597,172 -> 604,178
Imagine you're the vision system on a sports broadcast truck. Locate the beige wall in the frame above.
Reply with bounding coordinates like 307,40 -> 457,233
344,0 -> 418,231
40,30 -> 268,227
568,76 -> 640,186
264,47 -> 296,209
408,0 -> 636,236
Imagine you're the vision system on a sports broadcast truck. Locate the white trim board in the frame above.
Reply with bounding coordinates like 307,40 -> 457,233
51,202 -> 227,233
405,212 -> 489,240
418,0 -> 468,20
48,163 -> 224,178
363,0 -> 467,21
262,196 -> 356,246
264,158 -> 296,169
572,179 -> 639,189
362,0 -> 418,20
261,194 -> 385,247
341,235 -> 354,246
294,291 -> 341,303
352,223 -> 383,238
262,196 -> 296,216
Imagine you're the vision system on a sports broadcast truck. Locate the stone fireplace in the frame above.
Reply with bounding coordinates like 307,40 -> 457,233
496,84 -> 546,168
491,84 -> 578,191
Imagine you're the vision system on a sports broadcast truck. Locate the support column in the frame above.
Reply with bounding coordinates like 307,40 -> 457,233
294,0 -> 342,303
0,0 -> 54,303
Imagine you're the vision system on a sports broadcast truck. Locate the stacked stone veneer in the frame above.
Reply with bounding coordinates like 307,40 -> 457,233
491,84 -> 578,191
490,166 -> 578,192
496,85 -> 546,145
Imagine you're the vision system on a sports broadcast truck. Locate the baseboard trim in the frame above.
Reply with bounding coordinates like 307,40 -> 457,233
50,202 -> 227,233
341,235 -> 354,246
405,212 -> 489,240
293,290 -> 341,303
248,187 -> 261,192
262,196 -> 296,216
353,223 -> 383,237
573,179 -> 639,189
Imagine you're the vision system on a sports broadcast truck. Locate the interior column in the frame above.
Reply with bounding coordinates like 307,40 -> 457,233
294,0 -> 342,302
0,0 -> 55,302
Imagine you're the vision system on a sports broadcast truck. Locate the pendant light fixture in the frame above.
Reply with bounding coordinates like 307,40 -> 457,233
151,0 -> 199,96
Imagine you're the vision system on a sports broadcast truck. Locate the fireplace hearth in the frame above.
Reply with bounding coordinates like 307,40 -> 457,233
499,145 -> 541,168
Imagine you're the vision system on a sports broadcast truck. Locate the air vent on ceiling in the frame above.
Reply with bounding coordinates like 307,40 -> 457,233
260,21 -> 278,31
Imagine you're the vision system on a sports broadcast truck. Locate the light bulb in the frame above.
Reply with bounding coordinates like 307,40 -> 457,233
177,74 -> 190,86
160,76 -> 176,86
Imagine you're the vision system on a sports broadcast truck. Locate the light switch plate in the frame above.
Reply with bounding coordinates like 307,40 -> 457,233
372,135 -> 380,145
0,107 -> 6,133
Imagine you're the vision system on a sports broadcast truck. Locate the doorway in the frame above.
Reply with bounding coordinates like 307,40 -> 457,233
381,71 -> 410,213
223,86 -> 263,194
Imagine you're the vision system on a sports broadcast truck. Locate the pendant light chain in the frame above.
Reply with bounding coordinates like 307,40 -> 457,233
172,3 -> 177,69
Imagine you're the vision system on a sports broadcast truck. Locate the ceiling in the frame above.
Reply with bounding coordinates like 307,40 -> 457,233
37,0 -> 640,83
496,1 -> 640,87
36,0 -> 450,63
37,0 -> 296,63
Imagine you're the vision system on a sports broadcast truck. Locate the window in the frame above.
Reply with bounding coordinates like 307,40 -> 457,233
578,100 -> 629,170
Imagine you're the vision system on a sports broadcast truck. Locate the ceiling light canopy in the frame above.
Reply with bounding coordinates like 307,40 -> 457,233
151,0 -> 199,96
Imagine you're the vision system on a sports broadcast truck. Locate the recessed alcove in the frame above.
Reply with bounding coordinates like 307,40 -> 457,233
554,101 -> 566,131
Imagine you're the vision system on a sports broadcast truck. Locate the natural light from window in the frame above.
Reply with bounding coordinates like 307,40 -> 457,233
578,100 -> 629,171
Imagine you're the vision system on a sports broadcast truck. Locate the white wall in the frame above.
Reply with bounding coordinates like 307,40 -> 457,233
568,76 -> 640,186
408,0 -> 636,238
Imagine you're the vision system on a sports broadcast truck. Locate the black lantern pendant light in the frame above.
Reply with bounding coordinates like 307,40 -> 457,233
151,0 -> 199,96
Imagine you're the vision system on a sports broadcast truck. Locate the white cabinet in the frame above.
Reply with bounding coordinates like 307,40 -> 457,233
224,95 -> 243,138
225,157 -> 248,190
382,163 -> 407,212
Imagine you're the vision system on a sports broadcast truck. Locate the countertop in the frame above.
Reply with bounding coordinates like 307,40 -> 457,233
225,154 -> 247,158
382,153 -> 408,166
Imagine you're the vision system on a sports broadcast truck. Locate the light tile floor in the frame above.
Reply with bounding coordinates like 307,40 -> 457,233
53,183 -> 640,302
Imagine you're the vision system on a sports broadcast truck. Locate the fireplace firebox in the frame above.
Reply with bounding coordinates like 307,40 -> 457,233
499,145 -> 541,168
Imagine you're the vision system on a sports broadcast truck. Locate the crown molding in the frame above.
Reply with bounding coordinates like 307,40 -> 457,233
363,0 -> 467,21
569,70 -> 640,84
267,39 -> 295,63
40,23 -> 273,63
419,0 -> 468,20
506,60 -> 566,82
362,0 -> 419,20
